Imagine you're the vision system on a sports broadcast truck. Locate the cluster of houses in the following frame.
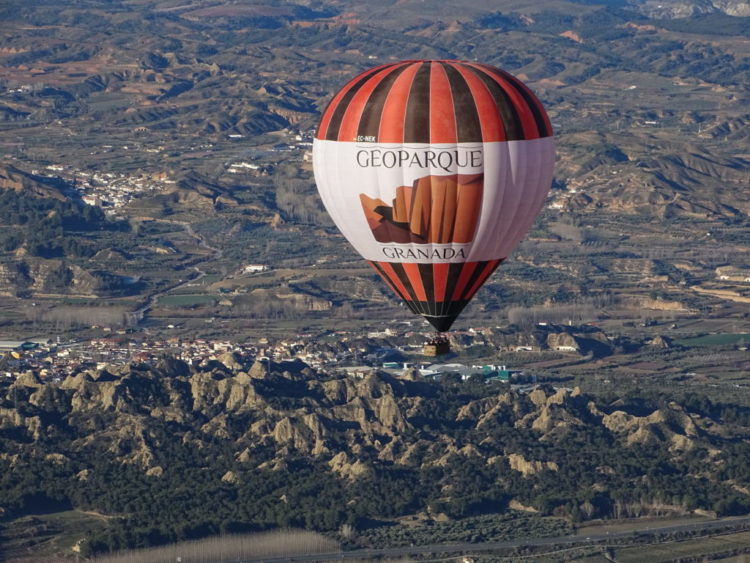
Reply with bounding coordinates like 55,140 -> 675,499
40,164 -> 175,211
0,328 -> 534,386
0,332 -> 376,382
346,361 -> 531,384
0,337 -> 255,381
0,317 -> 616,387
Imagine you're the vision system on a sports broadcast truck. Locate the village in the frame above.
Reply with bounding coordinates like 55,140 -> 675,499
26,129 -> 318,213
39,163 -> 176,212
0,324 -> 544,387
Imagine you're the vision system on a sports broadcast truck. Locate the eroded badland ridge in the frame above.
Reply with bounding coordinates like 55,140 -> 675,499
3,356 -> 750,555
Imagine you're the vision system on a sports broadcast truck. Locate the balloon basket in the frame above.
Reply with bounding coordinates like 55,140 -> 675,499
423,334 -> 450,357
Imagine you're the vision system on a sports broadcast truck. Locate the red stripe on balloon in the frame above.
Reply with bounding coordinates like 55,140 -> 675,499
317,64 -> 393,140
402,262 -> 428,302
464,259 -> 503,301
452,63 -> 506,142
429,62 -> 457,144
373,261 -> 410,301
337,66 -> 402,143
432,262 -> 450,303
465,62 -> 540,139
378,63 -> 422,143
450,262 -> 479,301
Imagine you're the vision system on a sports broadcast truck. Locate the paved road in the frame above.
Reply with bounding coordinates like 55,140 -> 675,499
238,515 -> 750,562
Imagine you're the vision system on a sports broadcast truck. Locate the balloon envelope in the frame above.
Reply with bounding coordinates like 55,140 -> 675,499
313,60 -> 554,331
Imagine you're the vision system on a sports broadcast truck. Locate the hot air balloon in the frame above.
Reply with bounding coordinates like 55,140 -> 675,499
313,60 -> 554,334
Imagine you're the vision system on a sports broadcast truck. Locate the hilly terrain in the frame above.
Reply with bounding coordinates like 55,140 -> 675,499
2,357 -> 750,557
0,0 -> 748,344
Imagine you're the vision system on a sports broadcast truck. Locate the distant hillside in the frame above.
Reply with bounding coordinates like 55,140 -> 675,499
0,0 -> 748,340
0,168 -> 197,303
0,164 -> 72,201
630,0 -> 750,19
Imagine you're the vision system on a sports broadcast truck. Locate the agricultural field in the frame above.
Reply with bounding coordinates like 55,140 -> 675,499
613,530 -> 750,563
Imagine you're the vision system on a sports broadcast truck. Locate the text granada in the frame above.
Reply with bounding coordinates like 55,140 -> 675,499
382,247 -> 467,260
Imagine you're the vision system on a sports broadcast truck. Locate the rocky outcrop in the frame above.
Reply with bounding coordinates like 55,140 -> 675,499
328,452 -> 371,480
11,371 -> 44,388
600,402 -> 702,452
509,499 -> 539,512
546,332 -> 580,352
0,360 -> 740,485
146,466 -> 164,478
0,360 -> 421,471
0,406 -> 43,440
647,335 -> 674,349
507,453 -> 559,476
0,258 -> 140,298
217,351 -> 246,371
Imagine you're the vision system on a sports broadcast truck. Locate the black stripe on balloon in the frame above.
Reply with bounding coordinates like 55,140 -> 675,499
496,68 -> 551,138
357,64 -> 409,142
369,261 -> 405,301
423,314 -> 454,332
442,62 -> 482,143
443,262 -> 466,310
373,262 -> 421,315
418,263 -> 435,306
461,261 -> 492,301
468,65 -> 524,141
390,263 -> 420,308
403,62 -> 431,144
404,300 -> 420,315
422,300 -> 469,332
420,302 -> 437,317
324,69 -> 387,141
468,259 -> 502,300
447,300 -> 470,320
